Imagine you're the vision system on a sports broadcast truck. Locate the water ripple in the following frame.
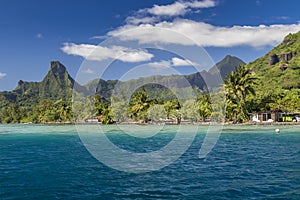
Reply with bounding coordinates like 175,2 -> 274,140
0,125 -> 300,199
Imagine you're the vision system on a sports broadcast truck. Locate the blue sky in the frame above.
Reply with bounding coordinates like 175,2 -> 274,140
0,0 -> 299,91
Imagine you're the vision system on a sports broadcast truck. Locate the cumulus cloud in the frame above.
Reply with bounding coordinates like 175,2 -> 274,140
147,57 -> 199,68
171,57 -> 199,66
148,2 -> 188,17
108,19 -> 300,48
63,0 -> 300,63
61,43 -> 153,62
0,72 -> 7,79
126,0 -> 216,25
126,16 -> 159,25
186,0 -> 216,8
147,60 -> 172,68
145,0 -> 216,17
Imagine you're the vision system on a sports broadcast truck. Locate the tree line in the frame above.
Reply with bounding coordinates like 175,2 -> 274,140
1,65 -> 299,124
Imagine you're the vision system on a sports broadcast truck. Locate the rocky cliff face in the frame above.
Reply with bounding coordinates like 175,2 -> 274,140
269,54 -> 280,65
269,52 -> 296,65
50,61 -> 67,74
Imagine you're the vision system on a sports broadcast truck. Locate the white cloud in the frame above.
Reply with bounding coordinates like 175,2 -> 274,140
145,0 -> 216,17
147,60 -> 172,68
186,0 -> 216,8
0,72 -> 7,79
125,0 -> 217,25
61,43 -> 153,62
63,0 -> 300,63
147,57 -> 199,68
171,57 -> 199,66
148,2 -> 188,17
108,19 -> 300,48
126,16 -> 158,25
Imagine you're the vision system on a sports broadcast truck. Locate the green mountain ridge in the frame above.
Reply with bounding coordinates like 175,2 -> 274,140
85,55 -> 245,99
248,31 -> 300,91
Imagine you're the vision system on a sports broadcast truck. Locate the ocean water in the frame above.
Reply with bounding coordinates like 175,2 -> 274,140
0,124 -> 300,199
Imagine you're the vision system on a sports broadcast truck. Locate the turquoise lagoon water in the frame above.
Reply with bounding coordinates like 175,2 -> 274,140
0,124 -> 300,199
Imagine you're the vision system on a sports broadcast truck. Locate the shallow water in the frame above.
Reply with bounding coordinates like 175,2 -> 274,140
0,124 -> 300,199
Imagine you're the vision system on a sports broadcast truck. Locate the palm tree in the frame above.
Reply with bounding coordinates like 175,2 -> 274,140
129,88 -> 152,123
164,100 -> 181,124
224,65 -> 256,122
197,94 -> 212,122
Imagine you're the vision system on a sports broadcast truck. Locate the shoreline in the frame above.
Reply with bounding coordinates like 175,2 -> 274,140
1,121 -> 300,126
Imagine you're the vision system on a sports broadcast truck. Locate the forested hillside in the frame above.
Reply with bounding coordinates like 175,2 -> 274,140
246,31 -> 300,113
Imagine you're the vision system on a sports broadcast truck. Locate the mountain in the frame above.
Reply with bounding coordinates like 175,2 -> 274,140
83,55 -> 245,99
1,61 -> 87,105
209,55 -> 246,79
247,31 -> 300,91
38,61 -> 87,99
184,55 -> 245,89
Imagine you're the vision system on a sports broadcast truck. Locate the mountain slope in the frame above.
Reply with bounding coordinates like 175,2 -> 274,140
39,61 -> 87,99
185,55 -> 245,89
84,55 -> 245,99
209,55 -> 246,79
2,61 -> 87,104
247,31 -> 300,91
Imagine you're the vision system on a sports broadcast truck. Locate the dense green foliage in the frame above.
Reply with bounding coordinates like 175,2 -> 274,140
225,65 -> 256,122
0,99 -> 72,123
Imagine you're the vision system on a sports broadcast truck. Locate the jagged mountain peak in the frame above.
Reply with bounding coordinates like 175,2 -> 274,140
208,55 -> 245,78
50,61 -> 67,74
223,55 -> 240,62
12,61 -> 88,100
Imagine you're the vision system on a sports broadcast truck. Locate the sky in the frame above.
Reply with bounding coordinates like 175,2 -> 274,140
0,0 -> 300,91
